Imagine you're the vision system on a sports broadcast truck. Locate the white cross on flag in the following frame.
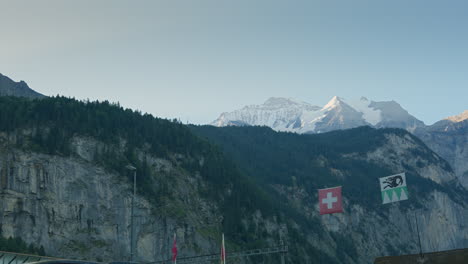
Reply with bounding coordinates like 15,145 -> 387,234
318,186 -> 343,215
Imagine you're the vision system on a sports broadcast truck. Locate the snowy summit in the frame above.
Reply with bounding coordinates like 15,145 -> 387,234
211,96 -> 425,134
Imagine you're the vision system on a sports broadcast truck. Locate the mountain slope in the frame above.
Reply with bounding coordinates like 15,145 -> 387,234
1,96 -> 466,264
0,96 -> 281,263
369,100 -> 425,131
446,110 -> 468,123
213,96 -> 468,190
415,111 -> 468,188
212,96 -> 425,133
0,73 -> 44,98
212,97 -> 321,131
311,96 -> 369,133
192,125 -> 468,263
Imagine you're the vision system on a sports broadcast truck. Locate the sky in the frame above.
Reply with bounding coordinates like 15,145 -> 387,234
1,0 -> 467,125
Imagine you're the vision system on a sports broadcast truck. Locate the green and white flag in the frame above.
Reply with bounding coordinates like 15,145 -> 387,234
379,173 -> 408,204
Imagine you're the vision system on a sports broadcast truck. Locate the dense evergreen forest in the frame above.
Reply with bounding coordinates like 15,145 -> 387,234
1,96 -> 466,263
191,125 -> 465,211
0,96 -> 275,247
190,125 -> 467,263
191,126 -> 468,263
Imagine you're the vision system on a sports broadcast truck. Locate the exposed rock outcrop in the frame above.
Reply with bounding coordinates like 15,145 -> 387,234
0,73 -> 44,99
0,135 -> 222,262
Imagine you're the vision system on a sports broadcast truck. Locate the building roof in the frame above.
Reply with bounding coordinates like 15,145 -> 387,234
374,248 -> 468,264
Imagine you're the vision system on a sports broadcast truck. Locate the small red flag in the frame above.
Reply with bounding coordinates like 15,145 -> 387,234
220,233 -> 225,264
318,186 -> 343,215
172,234 -> 177,263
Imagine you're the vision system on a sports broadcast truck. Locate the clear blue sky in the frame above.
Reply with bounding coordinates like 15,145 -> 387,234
1,0 -> 467,125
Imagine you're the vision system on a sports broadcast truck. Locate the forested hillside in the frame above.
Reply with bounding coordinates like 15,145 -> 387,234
0,96 -> 280,261
191,125 -> 463,210
0,96 -> 466,264
0,95 -> 253,205
191,125 -> 468,262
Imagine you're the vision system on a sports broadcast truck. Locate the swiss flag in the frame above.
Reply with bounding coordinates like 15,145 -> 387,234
318,186 -> 343,215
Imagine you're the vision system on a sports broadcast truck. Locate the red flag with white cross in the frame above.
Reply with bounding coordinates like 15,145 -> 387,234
318,186 -> 343,215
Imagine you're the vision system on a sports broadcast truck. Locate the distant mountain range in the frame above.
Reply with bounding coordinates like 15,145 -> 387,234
0,71 -> 466,188
0,73 -> 44,98
1,95 -> 466,264
212,97 -> 468,188
0,73 -> 467,263
212,96 -> 426,133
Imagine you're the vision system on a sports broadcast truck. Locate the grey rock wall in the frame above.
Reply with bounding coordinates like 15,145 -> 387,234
0,137 -> 221,262
415,120 -> 468,189
0,132 -> 466,264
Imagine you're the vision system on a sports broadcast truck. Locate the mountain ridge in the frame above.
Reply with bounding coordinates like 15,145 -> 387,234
212,96 -> 426,133
212,96 -> 468,189
446,110 -> 468,123
0,73 -> 45,99
0,94 -> 466,264
191,124 -> 468,263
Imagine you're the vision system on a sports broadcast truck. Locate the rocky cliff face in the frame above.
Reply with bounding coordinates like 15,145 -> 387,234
1,125 -> 467,264
0,134 -> 224,262
193,126 -> 468,264
362,134 -> 467,253
277,134 -> 467,263
415,117 -> 468,189
0,74 -> 44,99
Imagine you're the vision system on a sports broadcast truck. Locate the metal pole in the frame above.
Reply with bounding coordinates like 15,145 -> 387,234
131,169 -> 136,262
414,211 -> 423,258
126,164 -> 137,262
280,240 -> 285,264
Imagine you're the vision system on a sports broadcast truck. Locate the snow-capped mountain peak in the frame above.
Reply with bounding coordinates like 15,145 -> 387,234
323,96 -> 344,110
345,97 -> 382,126
210,97 -> 321,130
211,96 -> 425,134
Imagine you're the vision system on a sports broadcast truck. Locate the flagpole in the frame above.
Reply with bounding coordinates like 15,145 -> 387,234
222,233 -> 226,264
414,211 -> 423,258
279,235 -> 285,264
172,233 -> 177,264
